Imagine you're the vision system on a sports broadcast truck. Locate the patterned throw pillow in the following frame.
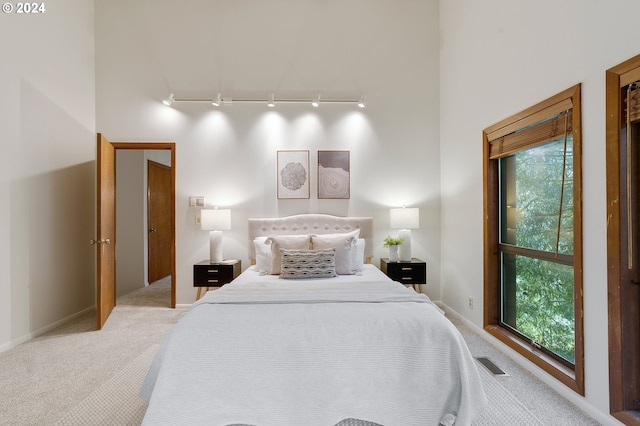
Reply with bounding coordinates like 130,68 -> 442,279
279,248 -> 337,279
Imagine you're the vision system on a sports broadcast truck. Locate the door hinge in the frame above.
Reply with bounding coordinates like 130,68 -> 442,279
89,239 -> 111,245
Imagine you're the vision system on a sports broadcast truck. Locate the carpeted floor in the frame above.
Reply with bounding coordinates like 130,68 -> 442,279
0,277 -> 184,426
0,279 -> 599,425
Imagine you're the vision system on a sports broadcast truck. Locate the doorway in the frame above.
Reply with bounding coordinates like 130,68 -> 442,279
96,135 -> 176,329
605,55 -> 640,425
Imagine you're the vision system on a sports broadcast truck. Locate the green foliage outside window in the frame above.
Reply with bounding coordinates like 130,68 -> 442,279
501,138 -> 575,364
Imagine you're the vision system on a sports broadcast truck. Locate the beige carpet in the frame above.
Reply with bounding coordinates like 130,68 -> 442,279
472,363 -> 543,425
53,345 -> 158,426
0,277 -> 184,426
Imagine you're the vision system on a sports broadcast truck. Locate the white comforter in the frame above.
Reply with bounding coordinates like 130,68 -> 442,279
141,277 -> 487,426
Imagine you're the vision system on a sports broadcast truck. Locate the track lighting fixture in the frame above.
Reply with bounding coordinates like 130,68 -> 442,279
161,93 -> 366,108
162,93 -> 175,106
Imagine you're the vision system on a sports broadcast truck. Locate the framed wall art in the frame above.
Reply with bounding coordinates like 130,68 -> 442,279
277,150 -> 310,199
318,150 -> 350,199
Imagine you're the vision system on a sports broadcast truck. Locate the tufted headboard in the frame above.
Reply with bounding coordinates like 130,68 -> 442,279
248,214 -> 374,261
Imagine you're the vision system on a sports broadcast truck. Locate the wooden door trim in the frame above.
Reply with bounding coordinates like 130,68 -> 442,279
112,142 -> 176,309
606,54 -> 640,424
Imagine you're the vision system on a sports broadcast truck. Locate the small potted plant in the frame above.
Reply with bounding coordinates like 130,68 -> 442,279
383,236 -> 404,262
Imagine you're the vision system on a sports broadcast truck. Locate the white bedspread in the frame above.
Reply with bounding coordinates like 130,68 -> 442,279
141,275 -> 487,426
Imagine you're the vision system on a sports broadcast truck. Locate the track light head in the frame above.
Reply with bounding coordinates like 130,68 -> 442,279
162,93 -> 175,106
211,93 -> 221,107
311,94 -> 321,107
267,93 -> 275,107
358,94 -> 366,108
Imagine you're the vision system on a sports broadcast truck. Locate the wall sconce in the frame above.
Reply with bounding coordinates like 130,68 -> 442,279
390,207 -> 420,261
200,208 -> 231,263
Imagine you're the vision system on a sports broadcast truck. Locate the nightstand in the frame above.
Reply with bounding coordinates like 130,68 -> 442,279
193,260 -> 241,300
380,258 -> 426,293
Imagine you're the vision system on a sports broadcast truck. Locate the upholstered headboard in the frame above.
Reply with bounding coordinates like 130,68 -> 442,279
248,214 -> 374,261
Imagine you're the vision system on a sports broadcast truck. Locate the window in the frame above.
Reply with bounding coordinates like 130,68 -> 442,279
483,85 -> 584,394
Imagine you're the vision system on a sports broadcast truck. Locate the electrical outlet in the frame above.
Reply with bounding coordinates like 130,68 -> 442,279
195,215 -> 201,225
467,296 -> 473,309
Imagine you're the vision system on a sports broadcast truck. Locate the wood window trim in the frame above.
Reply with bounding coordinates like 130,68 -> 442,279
606,53 -> 640,425
483,84 -> 585,395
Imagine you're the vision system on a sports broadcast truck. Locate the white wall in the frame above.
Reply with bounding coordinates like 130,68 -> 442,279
116,150 -> 145,296
0,0 -> 96,350
95,1 -> 442,305
439,1 -> 638,424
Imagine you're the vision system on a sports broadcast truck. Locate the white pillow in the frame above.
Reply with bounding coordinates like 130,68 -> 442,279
311,230 -> 360,275
265,235 -> 312,274
352,238 -> 366,273
254,237 -> 272,275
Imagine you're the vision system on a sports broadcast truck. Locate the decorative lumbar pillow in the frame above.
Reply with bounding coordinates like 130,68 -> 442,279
265,235 -> 312,274
280,248 -> 337,279
310,229 -> 360,275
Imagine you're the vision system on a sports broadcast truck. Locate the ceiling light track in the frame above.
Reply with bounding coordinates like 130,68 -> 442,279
163,93 -> 366,108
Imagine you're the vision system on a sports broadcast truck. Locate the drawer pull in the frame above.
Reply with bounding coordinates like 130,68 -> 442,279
401,277 -> 412,281
401,267 -> 412,271
207,279 -> 219,283
208,269 -> 219,273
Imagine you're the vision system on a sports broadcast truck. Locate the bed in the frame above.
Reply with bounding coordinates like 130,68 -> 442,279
140,214 -> 487,426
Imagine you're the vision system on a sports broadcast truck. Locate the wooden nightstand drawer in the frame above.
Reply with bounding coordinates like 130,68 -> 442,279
388,264 -> 425,283
193,260 -> 241,296
194,264 -> 236,286
380,258 -> 426,291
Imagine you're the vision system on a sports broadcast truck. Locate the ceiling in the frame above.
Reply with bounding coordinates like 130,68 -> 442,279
112,0 -> 430,101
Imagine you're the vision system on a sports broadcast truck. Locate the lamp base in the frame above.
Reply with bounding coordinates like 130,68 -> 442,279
209,230 -> 224,263
398,229 -> 412,261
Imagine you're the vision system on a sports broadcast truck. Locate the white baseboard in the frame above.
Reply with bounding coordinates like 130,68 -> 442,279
0,306 -> 95,354
438,302 -> 623,426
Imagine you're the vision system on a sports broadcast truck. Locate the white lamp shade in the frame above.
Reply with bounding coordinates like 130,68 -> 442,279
201,209 -> 231,231
390,208 -> 419,229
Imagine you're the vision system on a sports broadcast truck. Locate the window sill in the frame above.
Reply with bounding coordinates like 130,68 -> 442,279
484,324 -> 583,395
